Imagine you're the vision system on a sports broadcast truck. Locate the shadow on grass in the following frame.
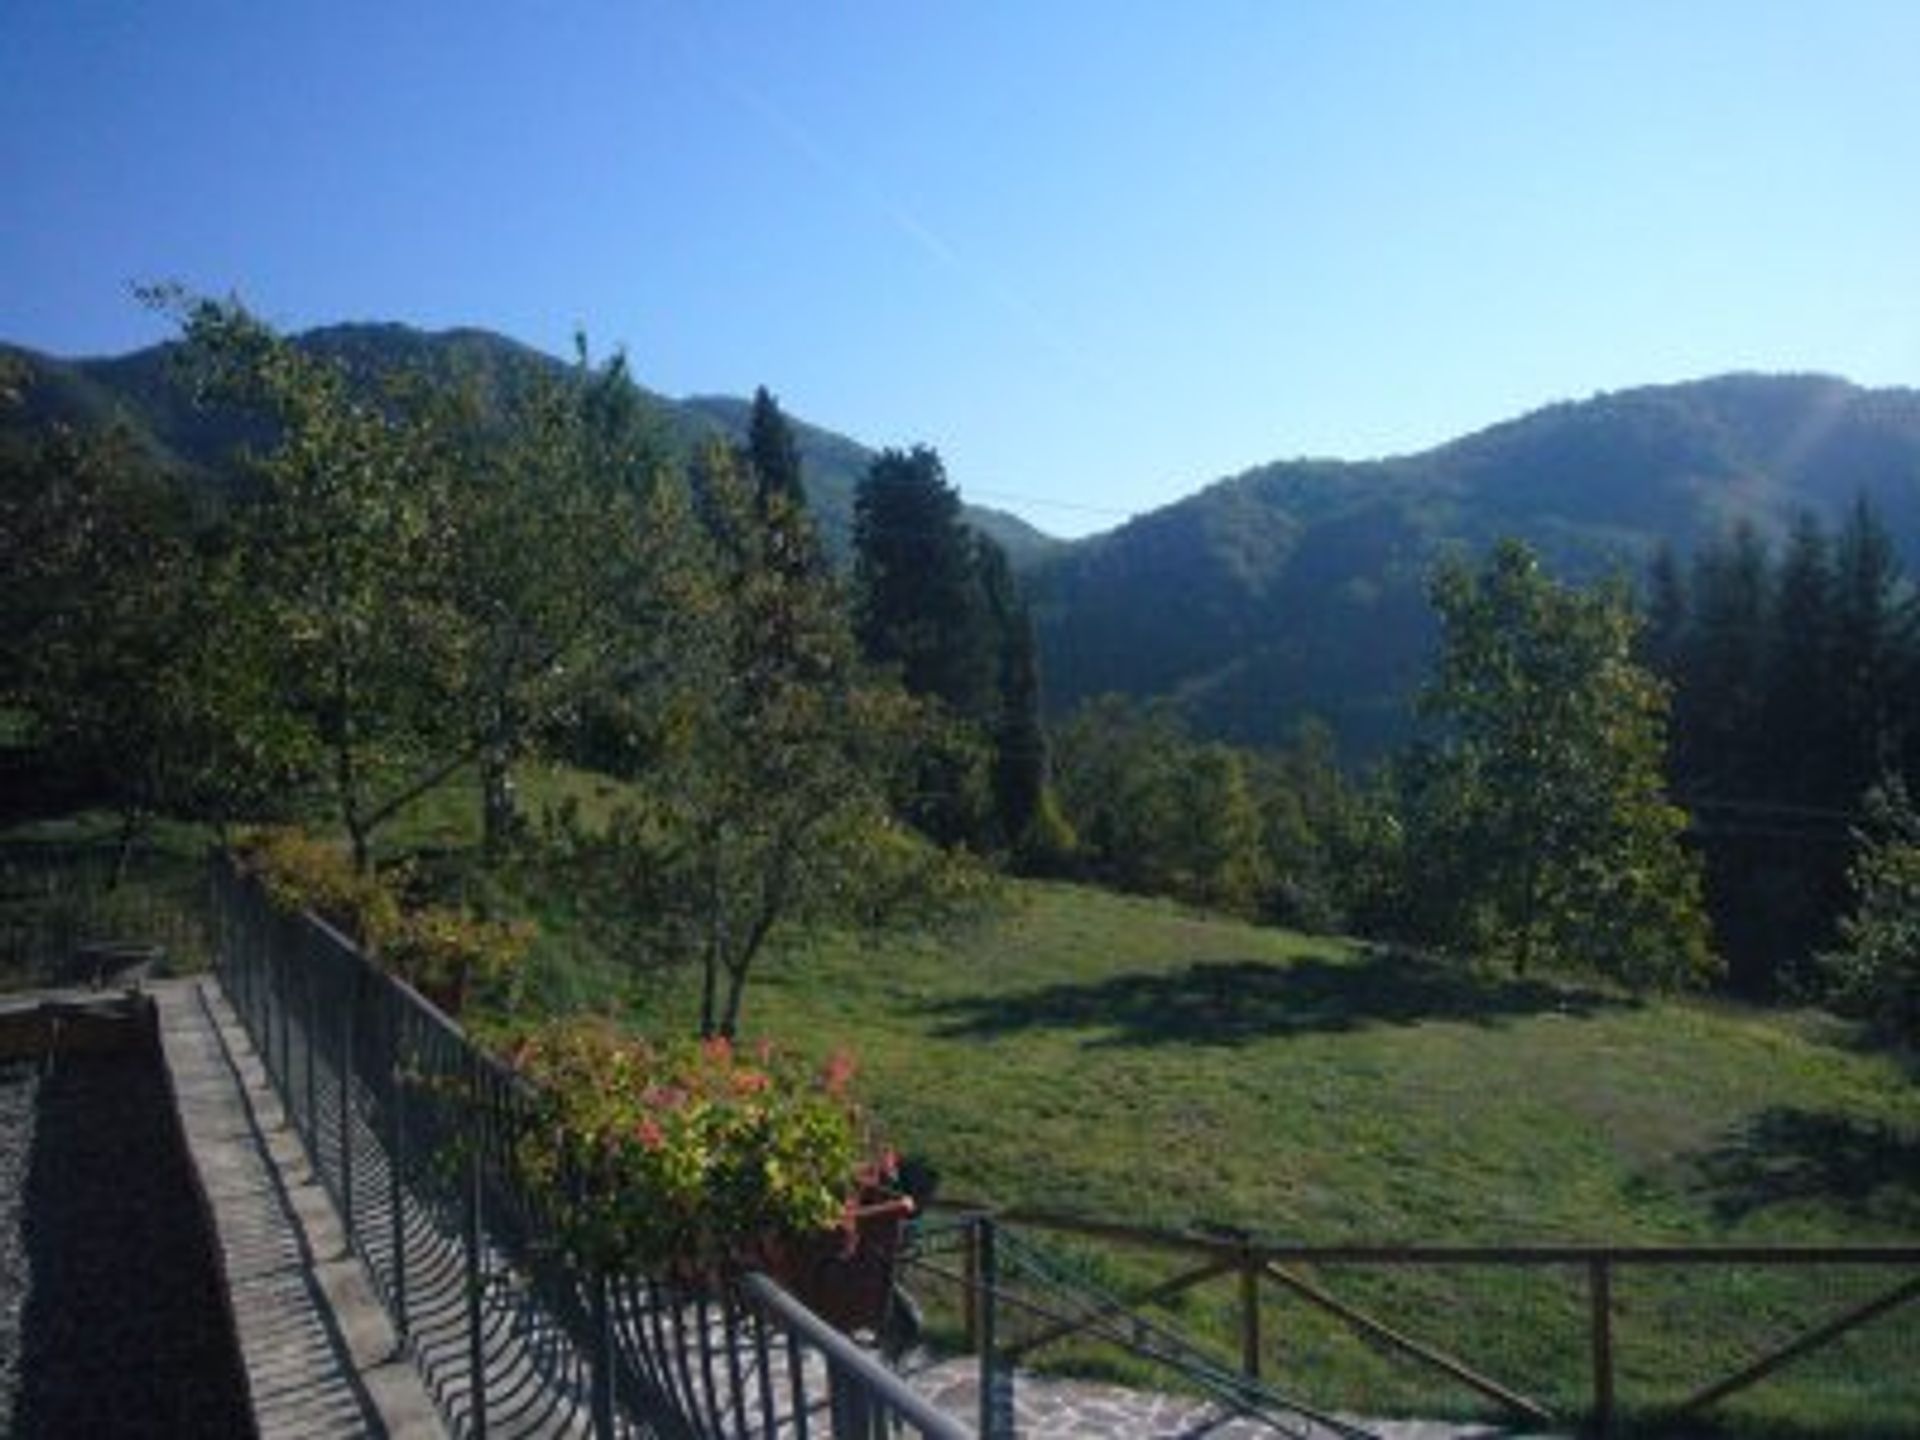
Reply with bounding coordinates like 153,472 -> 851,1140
925,947 -> 1627,1047
1682,1106 -> 1920,1226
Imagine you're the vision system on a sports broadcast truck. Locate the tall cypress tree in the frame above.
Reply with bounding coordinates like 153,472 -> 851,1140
745,385 -> 805,511
853,446 -> 996,718
975,533 -> 1048,849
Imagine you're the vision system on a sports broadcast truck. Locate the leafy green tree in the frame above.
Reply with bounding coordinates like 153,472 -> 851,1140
173,297 -> 467,870
1,418 -> 292,858
1409,540 -> 1713,988
556,444 -> 980,1038
1822,778 -> 1920,1044
422,343 -> 668,858
1054,697 -> 1267,916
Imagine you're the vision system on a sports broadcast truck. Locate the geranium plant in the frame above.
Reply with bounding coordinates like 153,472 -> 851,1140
506,1018 -> 900,1279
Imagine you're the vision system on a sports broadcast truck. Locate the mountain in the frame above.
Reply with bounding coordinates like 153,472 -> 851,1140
1028,374 -> 1920,758
0,323 -> 1058,563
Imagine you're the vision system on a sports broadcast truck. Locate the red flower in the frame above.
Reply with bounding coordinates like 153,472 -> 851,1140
635,1117 -> 665,1151
821,1049 -> 857,1096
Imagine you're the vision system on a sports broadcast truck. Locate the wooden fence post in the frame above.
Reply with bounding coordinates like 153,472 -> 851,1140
1590,1256 -> 1614,1435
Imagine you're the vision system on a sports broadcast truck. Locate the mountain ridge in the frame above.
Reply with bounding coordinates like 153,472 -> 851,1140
1026,371 -> 1920,756
11,322 -> 1920,760
0,323 -> 1060,565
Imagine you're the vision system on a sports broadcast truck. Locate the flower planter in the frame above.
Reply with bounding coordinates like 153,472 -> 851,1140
762,1193 -> 915,1338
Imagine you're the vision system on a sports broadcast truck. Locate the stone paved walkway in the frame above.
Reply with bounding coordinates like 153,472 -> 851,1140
156,978 -> 444,1439
903,1354 -> 1560,1438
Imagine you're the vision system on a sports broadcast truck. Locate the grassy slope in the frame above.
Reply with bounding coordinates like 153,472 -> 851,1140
669,883 -> 1920,1432
12,772 -> 1913,1429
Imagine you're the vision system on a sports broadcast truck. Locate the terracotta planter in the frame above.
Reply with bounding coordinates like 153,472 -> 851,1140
763,1193 -> 915,1337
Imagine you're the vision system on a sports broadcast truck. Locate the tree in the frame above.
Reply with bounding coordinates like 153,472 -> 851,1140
1763,513 -> 1837,803
424,342 -> 668,858
853,446 -> 997,720
1,417 -> 294,858
556,444 -> 979,1038
1822,778 -> 1920,1045
1409,540 -> 1713,988
1830,498 -> 1913,801
973,534 -> 1056,858
745,385 -> 805,511
1053,697 -> 1267,915
172,296 -> 482,870
1677,521 -> 1773,799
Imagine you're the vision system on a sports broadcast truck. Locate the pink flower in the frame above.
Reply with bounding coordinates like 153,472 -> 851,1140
732,1069 -> 770,1096
821,1049 -> 857,1096
635,1117 -> 665,1151
644,1084 -> 688,1112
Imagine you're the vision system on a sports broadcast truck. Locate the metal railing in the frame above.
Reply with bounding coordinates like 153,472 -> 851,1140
210,855 -> 966,1440
911,1205 -> 1920,1436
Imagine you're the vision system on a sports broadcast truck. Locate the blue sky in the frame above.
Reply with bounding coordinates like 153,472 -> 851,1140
3,2 -> 1917,536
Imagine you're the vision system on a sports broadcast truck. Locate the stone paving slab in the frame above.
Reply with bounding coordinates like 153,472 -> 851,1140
155,978 -> 445,1440
904,1355 -> 1563,1438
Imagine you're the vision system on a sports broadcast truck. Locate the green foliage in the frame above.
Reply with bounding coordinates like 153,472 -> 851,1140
234,825 -> 533,1011
1030,373 -> 1920,761
1054,697 -> 1270,917
852,445 -> 1052,854
744,384 -> 806,512
1647,501 -> 1920,996
1409,540 -> 1714,989
0,416 -> 292,833
506,1019 -> 889,1275
171,296 -> 466,868
1822,779 -> 1920,1044
550,444 -> 986,1037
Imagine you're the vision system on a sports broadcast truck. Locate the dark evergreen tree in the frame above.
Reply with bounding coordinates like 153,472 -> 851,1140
1639,543 -> 1690,680
739,385 -> 821,580
745,385 -> 805,510
1764,513 -> 1837,803
853,446 -> 998,719
1677,521 -> 1773,800
1830,497 -> 1913,801
975,534 -> 1049,852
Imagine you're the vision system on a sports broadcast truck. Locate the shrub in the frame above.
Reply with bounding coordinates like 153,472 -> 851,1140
233,826 -> 398,944
506,1018 -> 895,1276
232,827 -> 532,1013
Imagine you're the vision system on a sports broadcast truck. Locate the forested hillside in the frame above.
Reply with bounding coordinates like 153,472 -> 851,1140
1029,374 -> 1920,756
0,324 -> 1055,562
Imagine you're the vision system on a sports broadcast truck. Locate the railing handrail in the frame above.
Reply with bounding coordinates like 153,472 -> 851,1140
738,1272 -> 971,1439
212,852 -> 966,1439
928,1199 -> 1920,1267
919,1202 -> 1920,1435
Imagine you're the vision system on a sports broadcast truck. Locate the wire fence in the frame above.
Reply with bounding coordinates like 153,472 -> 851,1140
210,855 -> 966,1440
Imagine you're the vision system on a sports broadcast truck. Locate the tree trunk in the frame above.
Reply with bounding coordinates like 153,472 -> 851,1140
480,741 -> 518,863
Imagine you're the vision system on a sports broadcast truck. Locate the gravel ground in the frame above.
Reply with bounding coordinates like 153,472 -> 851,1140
0,1027 -> 254,1437
0,1061 -> 39,1437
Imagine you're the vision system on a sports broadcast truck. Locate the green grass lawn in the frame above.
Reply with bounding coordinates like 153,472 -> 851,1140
623,882 -> 1920,1435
